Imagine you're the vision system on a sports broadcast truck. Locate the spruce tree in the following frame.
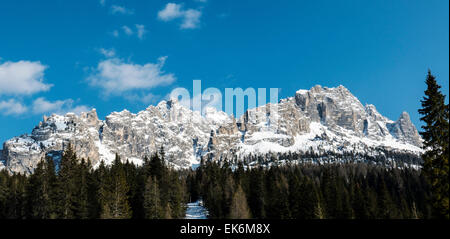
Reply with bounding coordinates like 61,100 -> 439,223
299,178 -> 320,219
56,145 -> 78,219
0,170 -> 8,218
352,182 -> 369,219
167,171 -> 184,218
248,168 -> 266,218
143,176 -> 162,219
376,176 -> 396,219
6,174 -> 27,219
108,155 -> 132,219
75,159 -> 91,219
228,184 -> 251,219
27,158 -> 58,219
418,70 -> 449,219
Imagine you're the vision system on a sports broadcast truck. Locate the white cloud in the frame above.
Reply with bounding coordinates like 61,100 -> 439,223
100,0 -> 106,6
122,25 -> 133,35
99,48 -> 116,58
0,99 -> 28,115
0,60 -> 52,95
113,25 -> 146,39
157,3 -> 202,29
32,97 -> 90,115
158,3 -> 184,21
140,93 -> 157,104
111,5 -> 134,15
87,56 -> 176,95
135,24 -> 147,39
181,9 -> 202,29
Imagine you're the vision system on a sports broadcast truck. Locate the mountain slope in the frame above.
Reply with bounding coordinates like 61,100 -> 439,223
0,85 -> 423,174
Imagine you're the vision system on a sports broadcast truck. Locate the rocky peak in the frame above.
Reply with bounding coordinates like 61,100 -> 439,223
365,104 -> 389,122
0,85 -> 424,174
387,112 -> 422,147
80,108 -> 100,127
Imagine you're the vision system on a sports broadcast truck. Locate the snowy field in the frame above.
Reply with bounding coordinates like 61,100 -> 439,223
185,200 -> 208,219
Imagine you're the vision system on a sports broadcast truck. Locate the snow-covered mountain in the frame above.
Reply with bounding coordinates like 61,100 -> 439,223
0,85 -> 423,174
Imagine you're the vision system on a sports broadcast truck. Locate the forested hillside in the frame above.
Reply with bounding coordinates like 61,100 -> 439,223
0,146 -> 432,219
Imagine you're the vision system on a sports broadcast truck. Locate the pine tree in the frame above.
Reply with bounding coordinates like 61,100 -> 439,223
322,168 -> 342,218
266,171 -> 290,219
5,174 -> 27,219
0,170 -> 8,218
75,159 -> 91,219
143,176 -> 162,219
110,169 -> 132,219
376,176 -> 396,219
352,182 -> 369,219
150,152 -> 164,182
108,155 -> 132,219
418,70 -> 449,219
27,158 -> 58,219
167,171 -> 184,218
96,160 -> 111,218
248,168 -> 266,218
222,174 -> 235,217
295,178 -> 319,219
228,184 -> 251,219
56,145 -> 78,219
288,175 -> 303,219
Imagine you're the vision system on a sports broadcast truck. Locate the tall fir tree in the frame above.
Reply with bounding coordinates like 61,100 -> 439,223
143,176 -> 162,219
0,170 -> 8,218
27,158 -> 58,219
107,155 -> 132,219
75,159 -> 91,219
418,70 -> 449,219
248,168 -> 266,218
56,145 -> 78,219
228,184 -> 251,219
5,174 -> 28,219
293,177 -> 319,219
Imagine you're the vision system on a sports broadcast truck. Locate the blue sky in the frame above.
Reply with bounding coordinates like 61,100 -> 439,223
0,0 -> 448,145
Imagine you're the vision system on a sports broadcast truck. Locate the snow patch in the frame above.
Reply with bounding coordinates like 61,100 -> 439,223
185,200 -> 208,219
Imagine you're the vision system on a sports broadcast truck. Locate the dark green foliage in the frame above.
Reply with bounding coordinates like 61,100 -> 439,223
248,168 -> 266,218
27,157 -> 57,219
5,173 -> 28,219
143,176 -> 162,219
0,145 -> 437,219
289,176 -> 319,219
0,170 -> 8,218
418,70 -> 449,219
0,146 -> 187,219
100,155 -> 132,219
192,160 -> 432,219
55,145 -> 79,218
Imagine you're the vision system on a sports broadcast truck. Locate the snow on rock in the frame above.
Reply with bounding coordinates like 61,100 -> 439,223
1,85 -> 424,174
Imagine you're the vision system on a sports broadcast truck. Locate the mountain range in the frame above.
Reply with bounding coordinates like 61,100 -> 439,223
0,85 -> 423,174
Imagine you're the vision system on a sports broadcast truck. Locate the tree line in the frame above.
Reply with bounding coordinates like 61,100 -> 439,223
188,160 -> 431,219
0,146 -> 187,219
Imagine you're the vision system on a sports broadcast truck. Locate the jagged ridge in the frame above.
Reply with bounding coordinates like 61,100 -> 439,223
0,85 -> 423,174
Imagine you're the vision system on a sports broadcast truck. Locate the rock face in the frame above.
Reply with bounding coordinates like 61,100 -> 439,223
387,112 -> 423,147
0,85 -> 423,174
